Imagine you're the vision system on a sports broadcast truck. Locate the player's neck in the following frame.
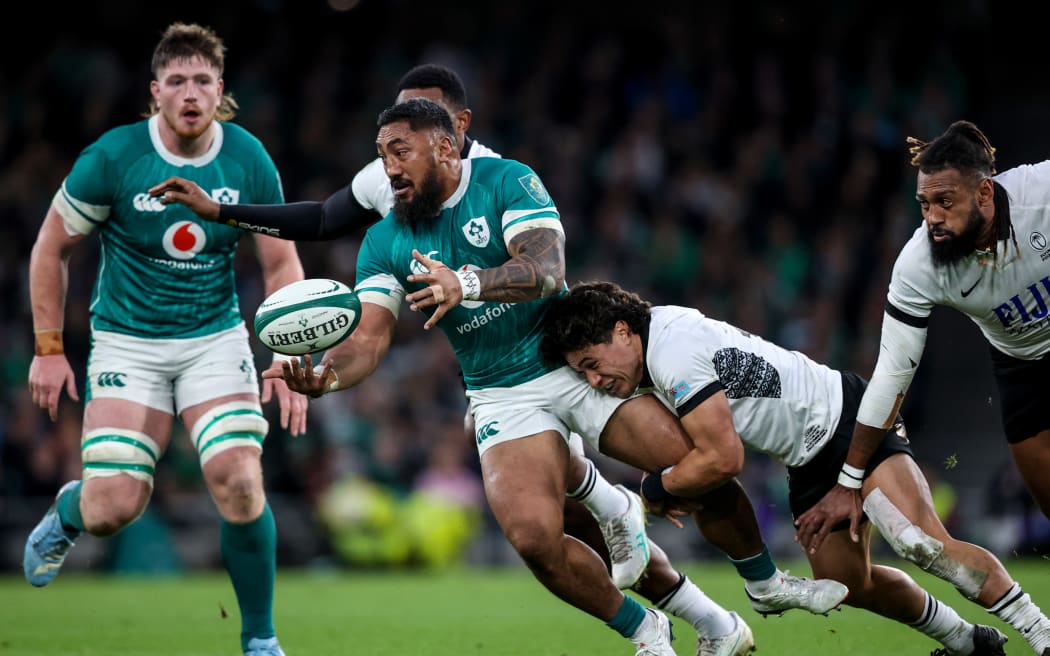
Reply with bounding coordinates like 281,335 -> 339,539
974,213 -> 998,254
159,121 -> 216,159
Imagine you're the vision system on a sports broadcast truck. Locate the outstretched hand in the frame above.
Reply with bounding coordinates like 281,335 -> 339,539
148,176 -> 221,221
405,249 -> 462,330
261,353 -> 336,399
794,484 -> 864,554
260,373 -> 309,436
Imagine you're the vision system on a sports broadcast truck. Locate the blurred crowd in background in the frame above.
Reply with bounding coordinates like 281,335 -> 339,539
1,0 -> 1048,574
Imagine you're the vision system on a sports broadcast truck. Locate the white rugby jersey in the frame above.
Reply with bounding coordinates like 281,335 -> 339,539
351,139 -> 501,217
644,306 -> 843,467
888,161 -> 1050,359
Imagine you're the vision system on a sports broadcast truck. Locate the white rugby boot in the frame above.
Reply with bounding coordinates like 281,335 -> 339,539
696,612 -> 756,656
745,570 -> 848,616
600,485 -> 651,589
631,609 -> 676,656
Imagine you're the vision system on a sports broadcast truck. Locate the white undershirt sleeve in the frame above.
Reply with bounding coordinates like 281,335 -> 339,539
856,311 -> 928,429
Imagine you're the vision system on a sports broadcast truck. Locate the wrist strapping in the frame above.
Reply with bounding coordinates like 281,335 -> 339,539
34,330 -> 64,356
312,364 -> 340,393
642,467 -> 674,503
837,463 -> 865,490
455,269 -> 481,301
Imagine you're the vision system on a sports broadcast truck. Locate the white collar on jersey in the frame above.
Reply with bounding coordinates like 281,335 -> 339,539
442,158 -> 473,209
148,114 -> 225,168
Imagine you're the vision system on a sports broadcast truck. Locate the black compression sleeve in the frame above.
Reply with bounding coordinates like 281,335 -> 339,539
217,184 -> 380,241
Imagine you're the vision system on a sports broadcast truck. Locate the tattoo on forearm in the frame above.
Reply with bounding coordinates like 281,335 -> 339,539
475,228 -> 565,302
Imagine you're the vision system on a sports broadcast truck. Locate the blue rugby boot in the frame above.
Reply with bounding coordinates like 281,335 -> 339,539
24,480 -> 82,587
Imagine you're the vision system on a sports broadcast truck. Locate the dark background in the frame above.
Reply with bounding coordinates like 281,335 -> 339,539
1,0 -> 1048,572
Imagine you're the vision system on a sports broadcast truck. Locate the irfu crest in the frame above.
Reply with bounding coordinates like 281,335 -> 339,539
463,216 -> 491,248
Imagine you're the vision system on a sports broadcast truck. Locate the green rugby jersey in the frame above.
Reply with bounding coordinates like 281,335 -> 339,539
356,157 -> 564,389
52,115 -> 283,338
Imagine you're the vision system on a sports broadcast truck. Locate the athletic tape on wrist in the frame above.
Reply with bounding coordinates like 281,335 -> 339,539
455,269 -> 481,301
34,330 -> 64,356
837,463 -> 865,490
642,467 -> 674,502
312,364 -> 340,393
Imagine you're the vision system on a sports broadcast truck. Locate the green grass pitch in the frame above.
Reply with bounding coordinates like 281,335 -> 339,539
2,558 -> 1047,655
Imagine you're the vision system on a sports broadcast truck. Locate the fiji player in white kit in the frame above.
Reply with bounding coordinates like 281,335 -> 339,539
23,24 -> 305,656
796,121 -> 1050,655
540,280 -> 1050,655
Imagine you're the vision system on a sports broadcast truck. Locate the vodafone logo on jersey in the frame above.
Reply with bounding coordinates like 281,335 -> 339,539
162,221 -> 207,260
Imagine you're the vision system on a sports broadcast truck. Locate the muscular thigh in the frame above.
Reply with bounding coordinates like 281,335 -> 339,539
598,394 -> 692,472
1009,429 -> 1050,504
480,429 -> 570,533
807,525 -> 873,586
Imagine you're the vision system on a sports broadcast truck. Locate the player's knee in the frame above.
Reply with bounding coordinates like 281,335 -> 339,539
80,473 -> 152,535
863,488 -> 986,599
503,518 -> 561,570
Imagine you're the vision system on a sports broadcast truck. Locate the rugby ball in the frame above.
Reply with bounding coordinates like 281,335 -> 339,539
253,278 -> 361,356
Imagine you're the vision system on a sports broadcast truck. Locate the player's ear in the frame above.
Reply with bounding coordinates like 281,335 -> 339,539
976,175 -> 995,209
437,133 -> 456,161
456,108 -> 472,136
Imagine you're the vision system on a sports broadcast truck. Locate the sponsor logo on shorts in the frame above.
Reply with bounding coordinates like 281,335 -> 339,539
96,371 -> 127,388
476,420 -> 500,445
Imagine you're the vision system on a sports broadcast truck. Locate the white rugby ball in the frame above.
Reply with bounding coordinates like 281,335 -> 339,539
254,279 -> 361,356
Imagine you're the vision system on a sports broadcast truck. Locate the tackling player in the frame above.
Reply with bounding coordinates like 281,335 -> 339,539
540,280 -> 1050,656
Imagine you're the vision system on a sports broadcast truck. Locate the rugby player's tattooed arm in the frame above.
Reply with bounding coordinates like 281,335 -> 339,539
475,228 -> 565,303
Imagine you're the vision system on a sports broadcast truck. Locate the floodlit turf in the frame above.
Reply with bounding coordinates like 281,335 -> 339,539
2,558 -> 1047,655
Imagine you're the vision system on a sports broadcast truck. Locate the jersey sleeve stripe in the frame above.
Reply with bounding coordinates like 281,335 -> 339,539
504,218 -> 564,244
885,302 -> 928,328
54,185 -> 107,234
355,274 -> 403,317
677,381 -> 723,417
501,208 -> 562,230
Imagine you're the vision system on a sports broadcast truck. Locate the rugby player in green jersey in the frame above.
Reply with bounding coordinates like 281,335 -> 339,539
23,23 -> 305,656
159,97 -> 849,655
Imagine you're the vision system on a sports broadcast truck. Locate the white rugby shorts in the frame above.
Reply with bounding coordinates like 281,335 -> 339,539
86,323 -> 261,414
466,366 -> 625,455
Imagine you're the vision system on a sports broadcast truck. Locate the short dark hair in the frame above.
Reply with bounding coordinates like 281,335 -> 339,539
148,22 -> 237,120
540,281 -> 651,365
907,120 -> 997,182
397,64 -> 468,111
377,97 -> 456,139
